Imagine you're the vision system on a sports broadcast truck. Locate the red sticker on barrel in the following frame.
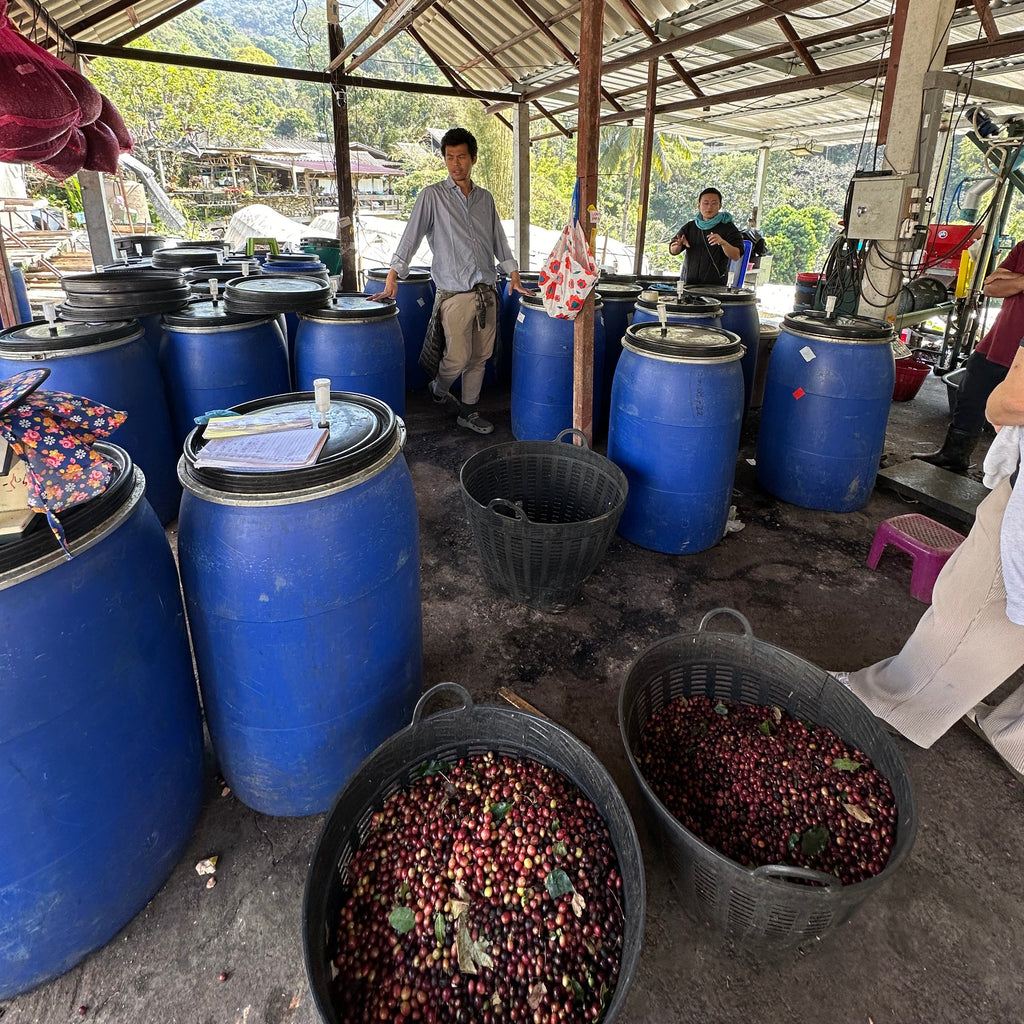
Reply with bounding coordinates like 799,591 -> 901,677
793,387 -> 805,400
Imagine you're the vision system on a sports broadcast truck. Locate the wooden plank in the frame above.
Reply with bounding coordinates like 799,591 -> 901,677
572,0 -> 603,447
633,57 -> 657,278
775,15 -> 822,75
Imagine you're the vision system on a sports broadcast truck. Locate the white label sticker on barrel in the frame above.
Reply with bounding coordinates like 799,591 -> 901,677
517,312 -> 525,323
800,346 -> 816,362
417,297 -> 426,307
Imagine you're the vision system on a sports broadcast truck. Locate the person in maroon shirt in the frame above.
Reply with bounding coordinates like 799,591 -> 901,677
916,239 -> 1024,470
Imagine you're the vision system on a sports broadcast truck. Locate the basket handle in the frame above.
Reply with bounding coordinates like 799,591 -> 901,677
554,428 -> 590,450
697,607 -> 754,637
751,863 -> 840,890
410,682 -> 473,726
487,497 -> 529,522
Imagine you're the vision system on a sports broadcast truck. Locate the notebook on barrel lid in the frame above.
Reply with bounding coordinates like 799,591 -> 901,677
194,427 -> 329,471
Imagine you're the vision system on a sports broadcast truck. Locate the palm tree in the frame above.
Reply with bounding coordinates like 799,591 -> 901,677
599,126 -> 691,241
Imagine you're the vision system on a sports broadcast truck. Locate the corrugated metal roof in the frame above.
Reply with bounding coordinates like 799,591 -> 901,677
6,0 -> 1024,150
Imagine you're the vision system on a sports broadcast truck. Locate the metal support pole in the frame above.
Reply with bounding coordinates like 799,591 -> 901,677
78,171 -> 116,268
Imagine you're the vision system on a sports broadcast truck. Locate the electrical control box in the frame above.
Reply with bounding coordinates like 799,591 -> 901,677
846,174 -> 910,240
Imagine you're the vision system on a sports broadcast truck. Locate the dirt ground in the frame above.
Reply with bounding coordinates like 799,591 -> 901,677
4,369 -> 1023,1024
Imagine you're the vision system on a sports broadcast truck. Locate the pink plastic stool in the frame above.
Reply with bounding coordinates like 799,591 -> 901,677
867,513 -> 966,603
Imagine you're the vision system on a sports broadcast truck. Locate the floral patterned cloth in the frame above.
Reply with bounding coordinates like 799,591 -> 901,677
0,368 -> 127,555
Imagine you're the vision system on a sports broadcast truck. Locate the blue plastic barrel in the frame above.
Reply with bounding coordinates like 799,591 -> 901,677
511,294 -> 606,441
0,444 -> 203,999
595,277 -> 642,419
294,295 -> 405,416
686,285 -> 760,410
631,291 -> 722,329
608,322 -> 744,554
0,319 -> 181,524
261,258 -> 331,374
494,272 -> 540,386
177,392 -> 422,816
364,267 -> 431,390
756,311 -> 895,512
11,267 -> 32,323
160,300 -> 290,442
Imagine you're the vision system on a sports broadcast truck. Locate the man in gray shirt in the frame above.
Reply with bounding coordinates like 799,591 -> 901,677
378,127 -> 528,434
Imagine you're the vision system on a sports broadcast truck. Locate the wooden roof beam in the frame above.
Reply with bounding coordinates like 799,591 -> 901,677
330,0 -> 436,74
433,7 -> 572,137
972,0 -> 1000,42
109,0 -> 208,46
775,14 -> 822,75
509,0 -> 624,112
589,28 -> 1024,128
613,0 -> 704,98
458,3 -> 580,72
492,0 -> 817,111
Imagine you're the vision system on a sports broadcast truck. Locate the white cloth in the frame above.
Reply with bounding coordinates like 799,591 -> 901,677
982,424 -> 1022,489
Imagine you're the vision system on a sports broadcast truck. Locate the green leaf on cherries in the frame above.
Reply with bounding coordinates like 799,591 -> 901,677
434,910 -> 447,945
800,825 -> 830,857
411,758 -> 452,779
545,868 -> 575,899
489,801 -> 513,822
388,906 -> 416,933
832,758 -> 862,771
553,841 -> 568,857
759,720 -> 773,737
714,702 -> 729,716
550,818 -> 560,833
570,978 -> 584,1002
786,833 -> 800,852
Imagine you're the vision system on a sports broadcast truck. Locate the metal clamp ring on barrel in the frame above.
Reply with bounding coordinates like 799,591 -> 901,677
176,432 -> 405,507
620,337 -> 745,365
1,469 -> 146,591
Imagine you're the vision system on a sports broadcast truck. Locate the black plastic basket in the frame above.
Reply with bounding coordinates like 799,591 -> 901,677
618,609 -> 917,954
304,683 -> 645,1024
459,429 -> 628,612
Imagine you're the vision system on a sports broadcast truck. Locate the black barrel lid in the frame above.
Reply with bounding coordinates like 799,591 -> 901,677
685,284 -> 757,305
0,318 -> 139,351
223,274 -> 331,314
266,253 -> 320,263
365,266 -> 431,282
521,292 -> 603,309
115,234 -> 167,250
635,292 -> 721,315
62,269 -> 186,294
163,299 -> 269,327
306,294 -> 396,319
186,262 -> 263,284
181,391 -> 399,495
301,236 -> 341,248
0,442 -> 137,575
626,322 -> 743,359
152,247 -> 225,268
100,257 -> 156,270
596,277 -> 642,298
759,320 -> 782,339
175,239 -> 230,250
781,310 -> 892,340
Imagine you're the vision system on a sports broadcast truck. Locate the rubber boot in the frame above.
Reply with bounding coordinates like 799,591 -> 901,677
912,427 -> 976,472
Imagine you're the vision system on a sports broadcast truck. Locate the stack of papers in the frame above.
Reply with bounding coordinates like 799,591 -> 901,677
203,409 -> 314,438
195,427 -> 329,471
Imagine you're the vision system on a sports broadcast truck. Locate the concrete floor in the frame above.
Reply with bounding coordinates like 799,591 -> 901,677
4,370 -> 1023,1024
